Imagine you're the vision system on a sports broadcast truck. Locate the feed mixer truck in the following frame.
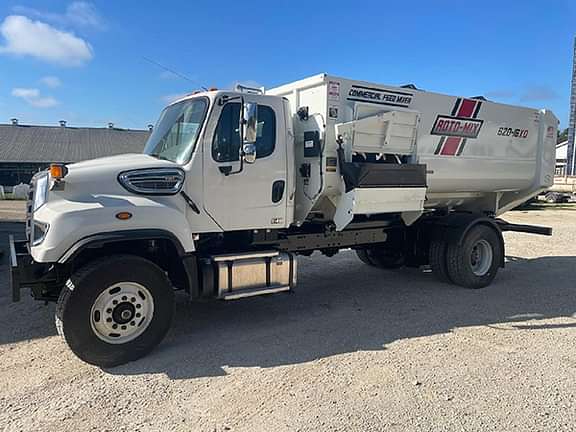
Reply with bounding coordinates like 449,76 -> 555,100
10,74 -> 557,366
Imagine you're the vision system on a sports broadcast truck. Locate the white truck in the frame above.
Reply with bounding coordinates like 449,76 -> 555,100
9,73 -> 557,367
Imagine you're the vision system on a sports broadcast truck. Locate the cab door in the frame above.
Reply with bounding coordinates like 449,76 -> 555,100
202,94 -> 288,230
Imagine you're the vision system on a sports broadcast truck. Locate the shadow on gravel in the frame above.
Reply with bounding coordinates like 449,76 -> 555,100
1,219 -> 575,376
108,253 -> 576,380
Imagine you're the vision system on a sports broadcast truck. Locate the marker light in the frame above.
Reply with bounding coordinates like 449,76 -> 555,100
50,164 -> 68,180
115,212 -> 133,220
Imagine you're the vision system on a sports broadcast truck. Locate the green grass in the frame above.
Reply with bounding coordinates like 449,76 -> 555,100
0,193 -> 26,201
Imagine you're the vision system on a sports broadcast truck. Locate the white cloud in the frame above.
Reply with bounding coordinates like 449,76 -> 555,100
12,87 -> 59,108
13,2 -> 105,31
161,93 -> 191,104
40,76 -> 61,88
64,2 -> 104,29
0,15 -> 93,66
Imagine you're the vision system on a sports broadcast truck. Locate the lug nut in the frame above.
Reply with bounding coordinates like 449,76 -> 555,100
121,325 -> 127,330
112,324 -> 118,329
112,300 -> 118,305
131,297 -> 136,303
122,296 -> 127,301
136,313 -> 141,318
136,304 -> 141,309
106,318 -> 112,323
130,321 -> 135,326
106,308 -> 112,314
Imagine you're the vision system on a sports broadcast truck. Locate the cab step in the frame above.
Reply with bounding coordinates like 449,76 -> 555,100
222,285 -> 291,300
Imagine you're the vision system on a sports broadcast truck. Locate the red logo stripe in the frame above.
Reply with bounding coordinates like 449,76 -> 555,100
457,99 -> 476,117
440,137 -> 462,155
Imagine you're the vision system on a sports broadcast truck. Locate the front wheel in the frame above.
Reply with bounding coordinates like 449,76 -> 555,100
56,255 -> 174,367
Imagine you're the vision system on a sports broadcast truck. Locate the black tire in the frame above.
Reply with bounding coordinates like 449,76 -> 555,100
446,225 -> 503,289
356,249 -> 374,266
428,239 -> 452,284
355,247 -> 404,269
55,255 -> 174,367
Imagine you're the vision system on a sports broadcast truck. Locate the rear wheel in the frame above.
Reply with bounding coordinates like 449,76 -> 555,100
445,225 -> 503,289
355,247 -> 404,269
56,255 -> 174,367
428,239 -> 452,284
356,249 -> 373,266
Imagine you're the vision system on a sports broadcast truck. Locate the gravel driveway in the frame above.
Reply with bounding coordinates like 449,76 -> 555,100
1,204 -> 575,431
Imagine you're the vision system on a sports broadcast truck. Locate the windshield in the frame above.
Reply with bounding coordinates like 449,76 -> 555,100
144,97 -> 208,164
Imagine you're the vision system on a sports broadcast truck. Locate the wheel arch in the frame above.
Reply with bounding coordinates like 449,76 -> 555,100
57,229 -> 196,294
58,229 -> 187,263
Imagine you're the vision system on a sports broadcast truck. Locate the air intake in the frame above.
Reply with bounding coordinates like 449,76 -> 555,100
118,168 -> 185,195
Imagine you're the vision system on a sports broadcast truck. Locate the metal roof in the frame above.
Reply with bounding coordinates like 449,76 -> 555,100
0,123 -> 150,163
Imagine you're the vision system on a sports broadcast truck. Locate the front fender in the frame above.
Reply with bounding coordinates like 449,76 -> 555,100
31,194 -> 195,263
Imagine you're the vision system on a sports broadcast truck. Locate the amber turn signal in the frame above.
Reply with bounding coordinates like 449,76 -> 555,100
49,164 -> 68,180
115,212 -> 132,220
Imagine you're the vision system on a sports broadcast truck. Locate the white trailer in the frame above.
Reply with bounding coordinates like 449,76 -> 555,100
10,73 -> 557,366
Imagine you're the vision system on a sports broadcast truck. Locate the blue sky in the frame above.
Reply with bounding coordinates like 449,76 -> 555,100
0,0 -> 574,130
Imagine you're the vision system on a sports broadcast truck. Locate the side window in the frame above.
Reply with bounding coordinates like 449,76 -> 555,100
212,103 -> 276,162
212,103 -> 241,162
256,105 -> 276,159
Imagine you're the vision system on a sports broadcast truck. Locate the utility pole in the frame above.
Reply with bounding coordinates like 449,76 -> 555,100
567,36 -> 576,176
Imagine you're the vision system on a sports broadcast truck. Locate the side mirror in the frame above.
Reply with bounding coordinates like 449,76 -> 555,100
242,102 -> 258,144
243,143 -> 256,164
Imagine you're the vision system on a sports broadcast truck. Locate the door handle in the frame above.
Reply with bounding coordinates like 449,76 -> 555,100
219,166 -> 232,176
272,180 -> 285,203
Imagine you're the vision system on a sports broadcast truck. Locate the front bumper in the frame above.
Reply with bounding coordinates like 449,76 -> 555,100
9,235 -> 61,302
9,235 -> 27,301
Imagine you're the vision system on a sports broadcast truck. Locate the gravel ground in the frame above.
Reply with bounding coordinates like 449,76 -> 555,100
0,201 -> 575,431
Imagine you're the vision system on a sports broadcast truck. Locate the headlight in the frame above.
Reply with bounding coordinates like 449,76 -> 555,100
33,173 -> 49,211
32,220 -> 49,246
118,168 -> 185,195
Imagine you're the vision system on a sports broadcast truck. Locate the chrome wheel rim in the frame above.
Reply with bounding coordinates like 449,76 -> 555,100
90,282 -> 154,344
470,239 -> 493,276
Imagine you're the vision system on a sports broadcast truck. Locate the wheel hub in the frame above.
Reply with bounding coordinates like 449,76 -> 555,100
112,302 -> 136,324
470,239 -> 493,277
90,282 -> 154,344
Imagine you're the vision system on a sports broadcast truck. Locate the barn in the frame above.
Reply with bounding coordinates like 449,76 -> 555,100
0,119 -> 151,187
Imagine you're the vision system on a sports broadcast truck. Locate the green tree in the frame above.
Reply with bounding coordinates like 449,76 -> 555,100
557,128 -> 569,144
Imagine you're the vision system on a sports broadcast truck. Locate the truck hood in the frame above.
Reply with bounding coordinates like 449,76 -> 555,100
59,153 -> 182,198
68,153 -> 177,173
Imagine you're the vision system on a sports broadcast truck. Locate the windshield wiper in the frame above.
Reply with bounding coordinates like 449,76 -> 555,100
149,154 -> 170,161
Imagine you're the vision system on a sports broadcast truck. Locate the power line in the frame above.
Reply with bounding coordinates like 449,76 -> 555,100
142,57 -> 208,91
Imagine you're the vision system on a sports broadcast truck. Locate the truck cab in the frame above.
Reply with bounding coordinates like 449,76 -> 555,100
144,90 -> 295,233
